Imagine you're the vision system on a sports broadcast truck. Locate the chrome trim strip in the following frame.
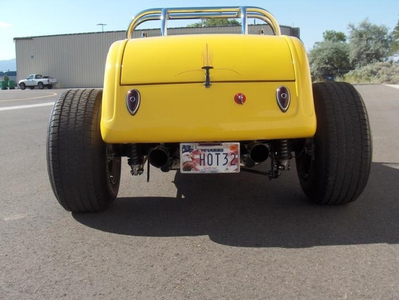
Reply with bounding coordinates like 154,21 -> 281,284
127,6 -> 281,38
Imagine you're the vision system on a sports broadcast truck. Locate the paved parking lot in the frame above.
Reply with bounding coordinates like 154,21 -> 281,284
1,85 -> 399,299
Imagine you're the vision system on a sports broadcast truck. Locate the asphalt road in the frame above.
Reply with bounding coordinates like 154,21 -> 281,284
1,85 -> 399,300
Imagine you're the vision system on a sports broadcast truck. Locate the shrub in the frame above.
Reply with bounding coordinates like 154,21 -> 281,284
343,62 -> 399,84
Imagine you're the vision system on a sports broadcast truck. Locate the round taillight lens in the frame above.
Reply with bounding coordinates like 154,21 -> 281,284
234,93 -> 246,105
276,86 -> 290,112
127,89 -> 140,115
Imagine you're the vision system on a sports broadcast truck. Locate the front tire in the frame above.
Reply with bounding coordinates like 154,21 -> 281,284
19,83 -> 26,90
47,89 -> 121,212
296,82 -> 372,205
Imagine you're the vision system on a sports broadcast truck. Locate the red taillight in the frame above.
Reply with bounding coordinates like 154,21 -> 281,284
276,86 -> 290,112
234,93 -> 246,105
127,89 -> 140,115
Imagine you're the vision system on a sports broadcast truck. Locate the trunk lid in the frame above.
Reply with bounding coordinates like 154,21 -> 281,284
121,35 -> 295,85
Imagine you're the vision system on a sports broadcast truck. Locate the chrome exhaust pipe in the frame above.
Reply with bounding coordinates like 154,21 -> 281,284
148,146 -> 170,169
248,143 -> 269,163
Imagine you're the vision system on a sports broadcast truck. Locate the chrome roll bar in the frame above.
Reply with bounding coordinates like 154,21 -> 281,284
126,6 -> 281,39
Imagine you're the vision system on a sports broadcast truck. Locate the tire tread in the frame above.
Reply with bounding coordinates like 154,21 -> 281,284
297,82 -> 372,205
47,89 -> 121,212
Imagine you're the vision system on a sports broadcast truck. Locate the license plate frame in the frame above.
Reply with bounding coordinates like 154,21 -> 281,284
180,143 -> 240,174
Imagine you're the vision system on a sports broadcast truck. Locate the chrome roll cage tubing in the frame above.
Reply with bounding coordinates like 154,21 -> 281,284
126,6 -> 281,39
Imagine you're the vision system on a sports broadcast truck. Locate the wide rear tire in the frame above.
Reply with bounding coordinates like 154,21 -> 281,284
47,89 -> 121,212
296,82 -> 372,205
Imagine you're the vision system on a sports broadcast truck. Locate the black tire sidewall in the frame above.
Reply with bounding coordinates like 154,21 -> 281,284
296,82 -> 371,204
90,95 -> 121,200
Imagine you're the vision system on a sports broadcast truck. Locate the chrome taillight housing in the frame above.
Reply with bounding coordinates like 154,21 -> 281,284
127,89 -> 141,115
276,86 -> 290,112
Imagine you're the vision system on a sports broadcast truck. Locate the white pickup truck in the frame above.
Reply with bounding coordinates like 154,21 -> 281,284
18,74 -> 57,90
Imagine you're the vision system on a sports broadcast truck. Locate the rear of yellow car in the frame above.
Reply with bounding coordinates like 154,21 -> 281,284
101,34 -> 316,143
46,6 -> 371,213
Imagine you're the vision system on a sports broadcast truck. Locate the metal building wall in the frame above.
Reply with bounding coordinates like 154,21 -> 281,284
15,24 -> 299,88
15,31 -> 126,88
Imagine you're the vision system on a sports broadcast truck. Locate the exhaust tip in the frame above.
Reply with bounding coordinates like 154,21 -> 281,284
149,147 -> 170,168
249,143 -> 269,163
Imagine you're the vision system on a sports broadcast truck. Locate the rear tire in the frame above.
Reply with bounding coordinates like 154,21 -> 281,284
47,84 -> 53,89
38,82 -> 44,89
47,89 -> 121,212
296,82 -> 372,205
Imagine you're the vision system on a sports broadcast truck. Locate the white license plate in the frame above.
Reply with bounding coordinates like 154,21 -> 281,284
180,143 -> 240,173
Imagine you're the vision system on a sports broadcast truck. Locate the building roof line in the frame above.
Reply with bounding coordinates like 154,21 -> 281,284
13,24 -> 298,41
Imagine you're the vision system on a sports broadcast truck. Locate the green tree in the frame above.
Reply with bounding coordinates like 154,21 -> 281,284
390,20 -> 399,54
348,19 -> 391,67
309,41 -> 352,81
323,30 -> 347,42
188,19 -> 240,27
308,31 -> 351,81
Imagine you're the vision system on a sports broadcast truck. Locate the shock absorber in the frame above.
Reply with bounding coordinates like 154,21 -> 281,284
128,144 -> 144,176
278,139 -> 292,170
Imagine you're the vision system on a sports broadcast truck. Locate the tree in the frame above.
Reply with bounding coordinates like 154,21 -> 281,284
390,20 -> 399,55
309,41 -> 352,81
308,31 -> 351,81
188,19 -> 240,27
323,30 -> 347,43
348,19 -> 391,67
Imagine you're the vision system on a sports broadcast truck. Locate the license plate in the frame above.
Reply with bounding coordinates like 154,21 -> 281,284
180,143 -> 240,173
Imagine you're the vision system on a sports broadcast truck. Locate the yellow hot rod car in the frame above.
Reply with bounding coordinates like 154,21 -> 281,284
47,6 -> 372,212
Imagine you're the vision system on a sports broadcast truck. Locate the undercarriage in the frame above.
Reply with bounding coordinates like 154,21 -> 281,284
110,139 -> 307,180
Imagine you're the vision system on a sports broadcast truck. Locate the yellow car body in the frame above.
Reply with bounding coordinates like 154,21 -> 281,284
101,13 -> 316,144
47,6 -> 372,212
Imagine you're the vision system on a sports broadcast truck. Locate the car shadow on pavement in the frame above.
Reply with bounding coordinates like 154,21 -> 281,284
73,162 -> 399,248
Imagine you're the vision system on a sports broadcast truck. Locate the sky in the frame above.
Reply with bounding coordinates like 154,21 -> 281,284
0,0 -> 398,61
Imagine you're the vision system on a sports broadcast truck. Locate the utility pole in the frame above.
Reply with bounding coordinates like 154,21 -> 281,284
97,23 -> 107,32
